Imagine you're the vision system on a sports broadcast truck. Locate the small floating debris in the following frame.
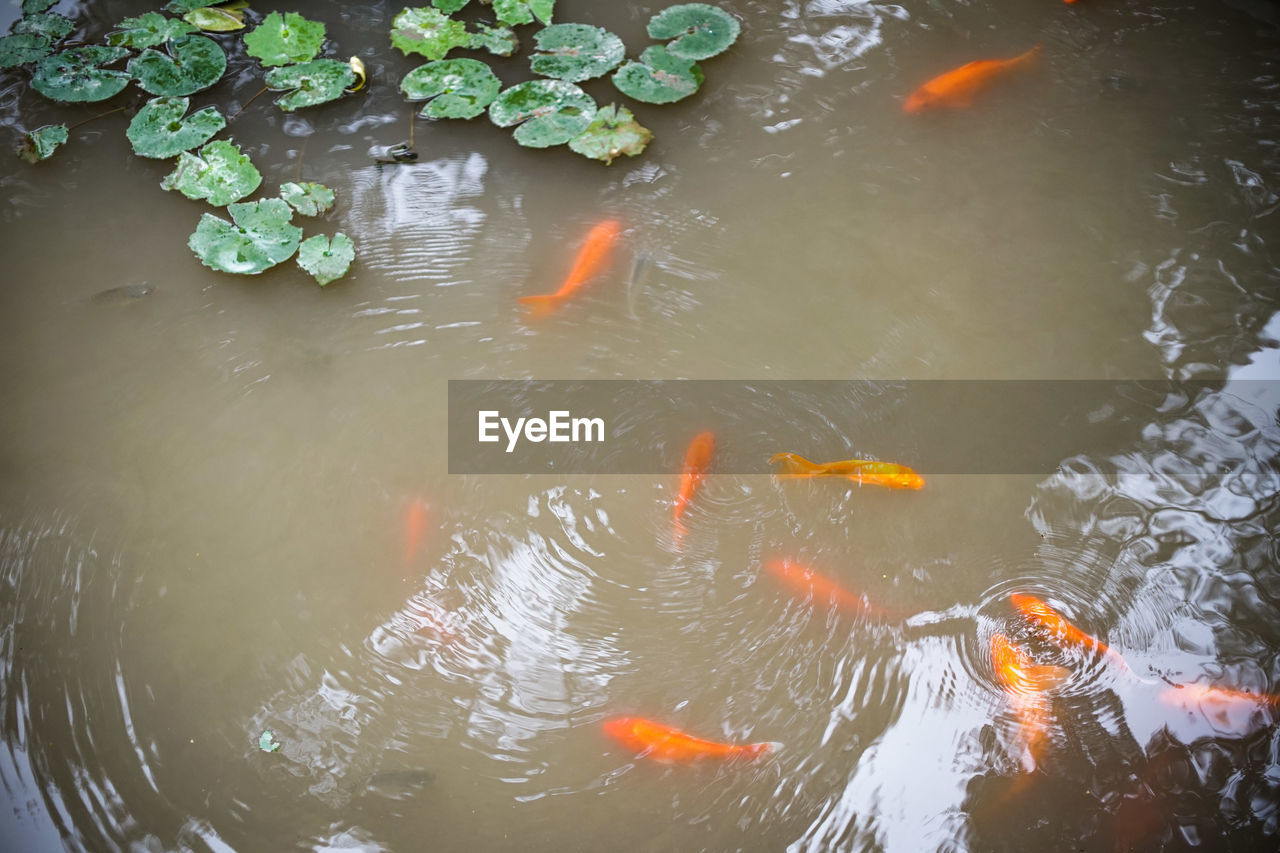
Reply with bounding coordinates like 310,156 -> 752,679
257,730 -> 281,752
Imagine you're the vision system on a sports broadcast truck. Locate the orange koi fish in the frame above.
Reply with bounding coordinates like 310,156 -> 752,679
1009,593 -> 1129,670
769,453 -> 924,490
990,633 -> 1069,696
903,45 -> 1042,113
603,717 -> 779,763
403,499 -> 430,565
765,558 -> 878,616
519,219 -> 622,317
673,431 -> 715,548
1158,682 -> 1280,714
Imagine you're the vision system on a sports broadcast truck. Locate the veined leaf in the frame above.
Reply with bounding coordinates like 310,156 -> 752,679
401,58 -> 500,119
244,11 -> 326,67
22,0 -> 56,14
165,0 -> 236,11
530,24 -> 624,83
0,33 -> 52,69
611,44 -> 703,104
31,46 -> 131,102
647,3 -> 741,61
297,233 -> 355,285
263,59 -> 355,111
127,96 -> 226,159
129,35 -> 227,96
390,7 -> 470,61
568,104 -> 652,164
107,12 -> 197,48
280,181 -> 335,216
432,0 -> 471,11
162,139 -> 261,206
488,79 -> 595,148
183,2 -> 248,32
13,13 -> 75,41
16,124 -> 68,163
488,0 -> 554,27
467,22 -> 517,57
189,198 -> 303,274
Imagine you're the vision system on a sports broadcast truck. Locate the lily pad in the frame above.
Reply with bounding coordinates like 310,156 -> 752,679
127,96 -> 226,159
647,3 -> 740,61
297,232 -> 355,285
164,0 -> 227,11
611,45 -> 703,104
432,0 -> 471,11
129,35 -> 227,96
280,181 -> 335,216
568,104 -> 652,164
16,124 -> 68,163
488,79 -> 595,148
31,46 -> 131,102
13,13 -> 75,41
263,59 -> 355,112
467,22 -> 517,57
189,198 -> 303,275
107,12 -> 197,48
162,139 -> 261,206
530,24 -> 624,83
244,11 -> 326,67
488,0 -> 554,27
22,0 -> 56,14
183,3 -> 248,33
257,730 -> 281,752
390,7 -> 470,61
401,58 -> 500,119
0,33 -> 52,70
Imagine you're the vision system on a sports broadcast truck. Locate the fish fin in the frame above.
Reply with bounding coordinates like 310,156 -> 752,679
1021,44 -> 1044,64
518,294 -> 561,318
749,741 -> 783,758
769,453 -> 813,475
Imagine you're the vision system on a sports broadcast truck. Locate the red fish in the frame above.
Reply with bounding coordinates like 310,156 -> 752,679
903,45 -> 1042,113
1009,593 -> 1130,670
769,452 -> 924,490
403,499 -> 430,565
673,431 -> 715,548
990,633 -> 1064,771
765,558 -> 878,616
519,220 -> 622,317
603,717 -> 779,763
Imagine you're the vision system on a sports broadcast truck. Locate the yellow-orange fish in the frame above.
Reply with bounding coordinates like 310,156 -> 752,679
1010,593 -> 1130,671
990,633 -> 1064,771
519,220 -> 622,318
769,452 -> 924,490
603,717 -> 779,763
673,431 -> 715,548
904,45 -> 1042,113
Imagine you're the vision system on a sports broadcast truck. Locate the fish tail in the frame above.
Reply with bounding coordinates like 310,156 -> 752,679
769,453 -> 814,475
744,741 -> 782,759
518,294 -> 561,318
1022,44 -> 1044,64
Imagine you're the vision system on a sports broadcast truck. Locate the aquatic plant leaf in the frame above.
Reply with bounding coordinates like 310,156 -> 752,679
568,104 -> 652,164
611,45 -> 703,104
16,124 -> 68,163
347,56 -> 367,91
257,730 -> 281,752
22,0 -> 56,14
263,59 -> 355,111
467,22 -> 517,57
489,0 -> 554,27
390,7 -> 470,61
244,11 -> 326,67
432,0 -> 471,12
165,0 -> 230,11
13,13 -> 75,41
183,3 -> 247,33
401,58 -> 500,119
127,96 -> 226,159
647,3 -> 740,60
297,232 -> 355,285
129,35 -> 227,96
488,79 -> 595,148
189,198 -> 303,274
530,23 -> 624,83
279,181 -> 335,216
31,46 -> 131,102
107,12 -> 196,48
0,33 -> 51,69
162,139 -> 261,205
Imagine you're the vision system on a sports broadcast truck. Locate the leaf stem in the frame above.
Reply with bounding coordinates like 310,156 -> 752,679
229,86 -> 268,120
67,106 -> 125,132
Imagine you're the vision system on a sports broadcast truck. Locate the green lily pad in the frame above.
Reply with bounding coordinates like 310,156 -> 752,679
257,729 -> 281,752
129,35 -> 227,97
22,0 -> 56,14
13,13 -> 75,41
165,0 -> 225,11
16,124 -> 68,163
31,46 -> 131,102
488,0 -> 554,27
279,181 -> 335,216
568,104 -> 652,164
647,3 -> 740,61
390,7 -> 470,61
530,24 -> 624,83
611,45 -> 703,104
189,198 -> 303,275
401,58 -> 500,119
488,79 -> 595,148
297,232 -> 355,285
0,33 -> 52,70
467,22 -> 517,57
107,12 -> 197,48
263,59 -> 355,112
432,0 -> 471,11
183,3 -> 247,33
127,96 -> 226,159
244,11 -> 326,67
162,139 -> 261,206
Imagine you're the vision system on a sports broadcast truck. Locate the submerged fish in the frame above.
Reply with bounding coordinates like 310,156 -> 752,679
989,632 -> 1069,696
625,251 -> 651,320
1009,593 -> 1129,670
673,431 -> 715,548
904,45 -> 1042,113
764,558 -> 878,616
403,499 -> 430,565
360,768 -> 435,798
1158,682 -> 1280,714
519,220 -> 622,318
769,452 -> 924,490
86,282 -> 155,303
603,717 -> 779,763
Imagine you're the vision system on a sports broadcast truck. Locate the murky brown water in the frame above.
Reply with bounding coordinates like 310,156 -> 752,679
3,0 -> 1280,850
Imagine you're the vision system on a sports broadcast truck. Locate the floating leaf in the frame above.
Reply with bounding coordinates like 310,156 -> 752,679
263,59 -> 355,112
129,35 -> 227,96
16,124 -> 68,163
488,79 -> 595,148
647,3 -> 740,61
401,58 -> 499,119
107,12 -> 196,48
489,0 -> 554,27
467,22 -> 517,57
390,7 -> 470,61
530,24 -> 623,83
13,13 -> 75,41
297,233 -> 355,285
0,34 -> 51,70
432,0 -> 471,11
280,181 -> 335,216
127,96 -> 226,159
164,0 -> 223,11
244,11 -> 326,67
611,45 -> 703,104
189,198 -> 303,274
183,2 -> 248,33
162,139 -> 261,206
22,0 -> 56,14
257,730 -> 281,752
347,56 -> 366,91
568,104 -> 652,164
31,46 -> 131,102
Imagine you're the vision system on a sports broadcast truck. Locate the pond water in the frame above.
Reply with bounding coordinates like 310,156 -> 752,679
2,0 -> 1280,850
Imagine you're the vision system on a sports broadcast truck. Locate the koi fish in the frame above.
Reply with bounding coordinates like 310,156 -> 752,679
769,453 -> 924,490
1009,593 -> 1130,670
403,499 -> 430,565
989,633 -> 1069,696
903,45 -> 1042,113
519,219 -> 622,318
1158,682 -> 1280,714
765,558 -> 878,616
673,431 -> 715,548
603,717 -> 779,763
